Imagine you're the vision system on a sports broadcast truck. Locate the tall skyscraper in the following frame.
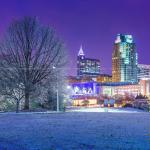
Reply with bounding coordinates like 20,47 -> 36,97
112,34 -> 138,83
77,45 -> 100,77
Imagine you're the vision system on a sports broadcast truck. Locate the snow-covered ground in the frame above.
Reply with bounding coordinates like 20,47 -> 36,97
0,109 -> 150,150
67,107 -> 145,113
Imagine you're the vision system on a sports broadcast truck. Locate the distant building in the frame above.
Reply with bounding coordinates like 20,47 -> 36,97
138,64 -> 150,80
139,79 -> 150,97
112,34 -> 138,83
71,82 -> 100,107
67,75 -> 93,83
101,84 -> 141,97
68,79 -> 150,107
77,45 -> 100,77
96,74 -> 112,83
100,79 -> 150,98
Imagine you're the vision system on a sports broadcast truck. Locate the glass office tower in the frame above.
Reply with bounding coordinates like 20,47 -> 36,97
112,34 -> 138,83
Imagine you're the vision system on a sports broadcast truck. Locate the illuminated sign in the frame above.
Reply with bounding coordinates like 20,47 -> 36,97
72,82 -> 99,96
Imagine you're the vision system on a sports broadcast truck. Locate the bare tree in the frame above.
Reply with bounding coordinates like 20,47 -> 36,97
0,17 -> 67,110
33,67 -> 68,111
0,66 -> 25,112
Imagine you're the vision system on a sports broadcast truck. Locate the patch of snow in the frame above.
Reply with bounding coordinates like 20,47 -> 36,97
68,107 -> 145,113
0,111 -> 149,149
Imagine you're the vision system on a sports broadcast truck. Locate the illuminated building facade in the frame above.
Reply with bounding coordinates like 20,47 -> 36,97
112,34 -> 138,83
115,85 -> 140,96
138,64 -> 150,80
101,84 -> 140,97
71,82 -> 100,106
72,82 -> 99,96
96,74 -> 112,83
101,80 -> 150,97
77,45 -> 100,77
68,80 -> 150,107
73,97 -> 98,106
139,79 -> 150,97
67,76 -> 93,84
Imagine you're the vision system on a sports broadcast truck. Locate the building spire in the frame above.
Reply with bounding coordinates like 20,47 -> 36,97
78,45 -> 84,56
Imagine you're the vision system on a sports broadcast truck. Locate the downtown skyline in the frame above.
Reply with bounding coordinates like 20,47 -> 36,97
0,0 -> 150,75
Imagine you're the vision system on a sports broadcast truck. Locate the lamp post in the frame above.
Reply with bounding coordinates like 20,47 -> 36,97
53,66 -> 59,112
148,98 -> 150,112
56,82 -> 59,112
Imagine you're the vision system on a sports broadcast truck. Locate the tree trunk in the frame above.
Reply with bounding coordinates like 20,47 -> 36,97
24,88 -> 30,110
16,100 -> 19,113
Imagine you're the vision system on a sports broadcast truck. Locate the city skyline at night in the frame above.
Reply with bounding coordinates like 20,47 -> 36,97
0,0 -> 150,75
0,1 -> 150,149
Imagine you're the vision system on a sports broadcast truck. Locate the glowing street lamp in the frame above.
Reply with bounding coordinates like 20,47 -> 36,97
67,85 -> 71,89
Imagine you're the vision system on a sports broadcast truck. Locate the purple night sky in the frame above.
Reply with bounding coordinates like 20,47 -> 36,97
0,0 -> 150,75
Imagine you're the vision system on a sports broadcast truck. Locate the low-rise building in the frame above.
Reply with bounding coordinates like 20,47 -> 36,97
68,79 -> 150,107
96,74 -> 112,83
138,64 -> 150,80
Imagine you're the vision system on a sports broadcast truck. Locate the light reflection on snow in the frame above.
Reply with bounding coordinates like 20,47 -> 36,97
68,107 -> 145,113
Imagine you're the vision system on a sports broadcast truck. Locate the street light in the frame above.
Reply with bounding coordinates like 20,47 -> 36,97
67,85 -> 71,89
53,66 -> 59,112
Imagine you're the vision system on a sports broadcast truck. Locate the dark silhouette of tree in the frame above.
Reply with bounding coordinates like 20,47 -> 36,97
0,17 -> 67,110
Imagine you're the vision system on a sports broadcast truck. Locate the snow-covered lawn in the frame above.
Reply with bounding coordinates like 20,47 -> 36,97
0,109 -> 150,150
67,107 -> 145,113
